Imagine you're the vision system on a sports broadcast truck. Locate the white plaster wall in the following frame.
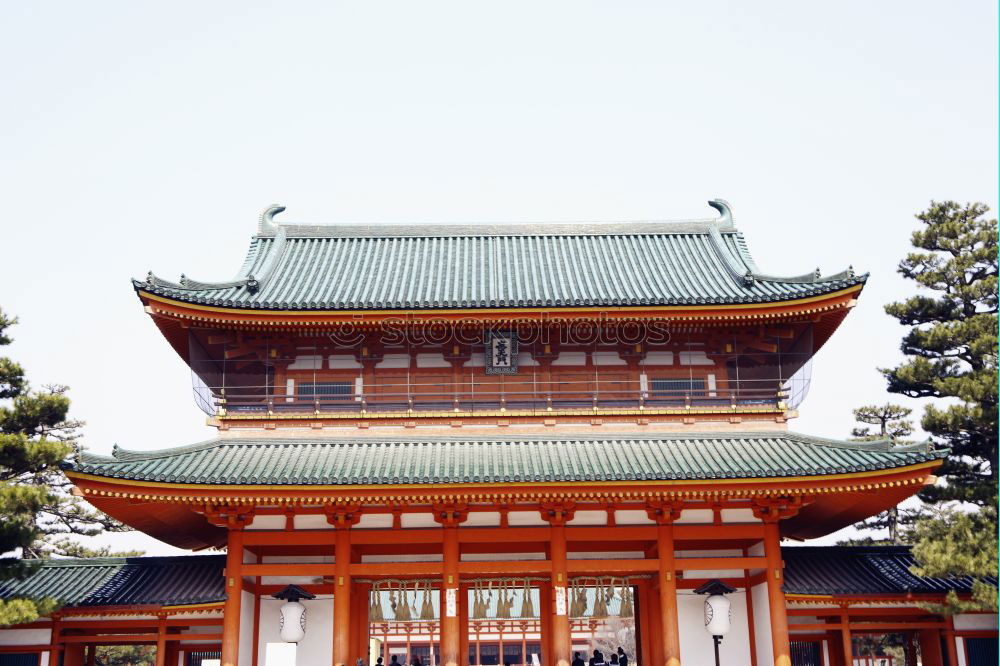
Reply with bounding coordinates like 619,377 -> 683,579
953,613 -> 999,630
240,589 -> 255,665
464,512 -> 501,527
358,514 -> 394,529
677,590 -> 752,665
259,595 -> 334,666
567,510 -> 607,526
614,510 -> 653,525
0,627 -> 50,645
0,627 -> 49,664
751,581 -> 773,666
955,636 -> 967,666
674,509 -> 713,524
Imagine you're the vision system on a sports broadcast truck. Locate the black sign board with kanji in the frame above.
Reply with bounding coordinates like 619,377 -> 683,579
485,331 -> 518,375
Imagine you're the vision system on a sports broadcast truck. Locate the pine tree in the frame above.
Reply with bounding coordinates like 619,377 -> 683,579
845,404 -> 918,544
909,506 -> 998,614
0,307 -> 134,626
881,201 -> 998,506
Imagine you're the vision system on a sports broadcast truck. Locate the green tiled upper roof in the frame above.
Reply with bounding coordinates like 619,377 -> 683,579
135,201 -> 866,311
67,433 -> 939,486
0,555 -> 224,607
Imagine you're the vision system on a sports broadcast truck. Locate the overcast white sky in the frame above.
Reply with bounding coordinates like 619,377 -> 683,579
1,2 -> 996,555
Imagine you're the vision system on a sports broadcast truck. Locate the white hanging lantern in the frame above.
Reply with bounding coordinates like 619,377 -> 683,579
703,594 -> 732,636
274,584 -> 316,643
279,600 -> 307,643
693,579 -> 736,637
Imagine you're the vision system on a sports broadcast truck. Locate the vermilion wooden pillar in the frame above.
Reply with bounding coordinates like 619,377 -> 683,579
636,581 -> 653,666
904,632 -> 918,666
538,582 -> 553,666
63,643 -> 85,666
354,582 -> 373,664
838,609 -> 852,666
647,580 -> 663,666
441,523 -> 461,666
548,516 -> 571,666
918,629 -> 944,666
646,502 -> 681,666
763,521 -> 791,666
459,583 -> 470,666
155,616 -> 168,666
944,617 -> 959,666
86,644 -> 97,666
222,528 -> 244,666
334,526 -> 353,666
656,523 -> 681,666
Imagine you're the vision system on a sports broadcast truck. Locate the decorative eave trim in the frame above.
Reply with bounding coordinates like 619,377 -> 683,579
136,285 -> 863,327
65,460 -> 939,504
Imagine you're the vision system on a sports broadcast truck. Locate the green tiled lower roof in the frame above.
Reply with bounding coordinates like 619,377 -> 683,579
67,433 -> 940,486
136,202 -> 866,311
3,548 -> 985,612
0,556 -> 225,607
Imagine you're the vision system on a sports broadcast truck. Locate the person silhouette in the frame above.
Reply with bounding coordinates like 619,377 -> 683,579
572,652 -> 585,666
616,648 -> 628,666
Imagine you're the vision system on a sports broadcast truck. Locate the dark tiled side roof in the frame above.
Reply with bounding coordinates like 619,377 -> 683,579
136,204 -> 865,311
782,546 -> 995,596
0,556 -> 224,607
67,433 -> 940,486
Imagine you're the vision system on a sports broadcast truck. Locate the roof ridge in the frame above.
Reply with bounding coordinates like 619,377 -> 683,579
10,554 -> 226,568
254,200 -> 738,239
88,431 -> 900,453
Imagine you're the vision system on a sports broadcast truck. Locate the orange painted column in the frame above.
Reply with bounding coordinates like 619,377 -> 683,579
637,581 -> 653,666
904,632 -> 918,666
944,618 -> 959,666
86,645 -> 97,666
441,524 -> 461,666
656,522 -> 681,666
647,579 -> 663,666
838,609 -> 852,666
763,521 -> 791,666
334,527 -> 353,666
48,615 -> 62,666
354,582 -> 372,664
222,528 -> 244,666
742,548 -> 758,666
539,582 -> 553,666
251,553 -> 262,666
549,521 -> 572,666
63,644 -> 85,666
459,583 -> 470,666
156,616 -> 168,666
918,629 -> 944,666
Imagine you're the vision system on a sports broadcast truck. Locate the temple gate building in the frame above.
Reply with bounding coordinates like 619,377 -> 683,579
1,201 -> 996,666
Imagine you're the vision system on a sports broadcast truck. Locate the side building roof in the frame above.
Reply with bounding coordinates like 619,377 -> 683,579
782,546 -> 998,596
135,201 -> 866,311
0,555 -> 225,608
67,432 -> 938,486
